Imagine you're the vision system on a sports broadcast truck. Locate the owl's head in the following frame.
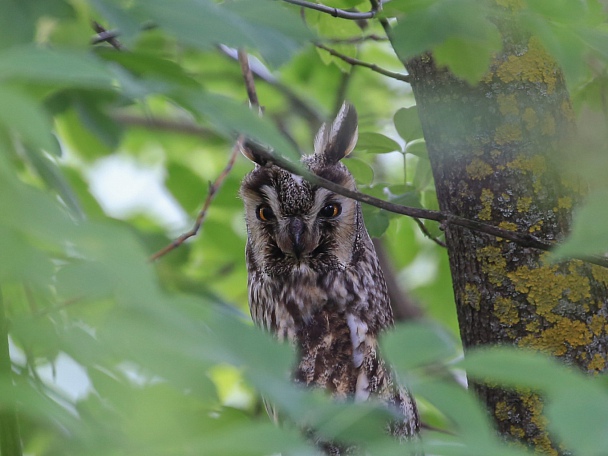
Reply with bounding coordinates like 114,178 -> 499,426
240,102 -> 365,275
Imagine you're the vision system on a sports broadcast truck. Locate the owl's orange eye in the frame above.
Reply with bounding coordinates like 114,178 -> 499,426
319,203 -> 341,218
257,205 -> 275,221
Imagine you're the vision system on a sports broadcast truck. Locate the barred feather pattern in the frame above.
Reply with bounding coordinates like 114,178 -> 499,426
240,103 -> 420,453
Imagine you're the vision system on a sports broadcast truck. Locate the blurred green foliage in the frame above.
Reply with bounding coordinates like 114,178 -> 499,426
1,0 -> 608,455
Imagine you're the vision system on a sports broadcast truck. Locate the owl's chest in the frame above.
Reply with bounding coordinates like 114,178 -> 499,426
249,269 -> 339,338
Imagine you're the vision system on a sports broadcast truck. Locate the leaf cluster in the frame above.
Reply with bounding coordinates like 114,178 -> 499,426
1,0 -> 607,455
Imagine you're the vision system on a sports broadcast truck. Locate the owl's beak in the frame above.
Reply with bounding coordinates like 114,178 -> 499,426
288,217 -> 306,258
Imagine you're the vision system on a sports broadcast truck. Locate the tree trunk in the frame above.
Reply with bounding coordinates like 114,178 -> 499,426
402,22 -> 608,454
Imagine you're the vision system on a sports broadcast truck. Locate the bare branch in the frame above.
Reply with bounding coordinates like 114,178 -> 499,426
283,0 -> 379,19
238,49 -> 261,111
316,43 -> 410,83
149,138 -> 242,262
218,45 -> 323,126
327,34 -> 388,44
92,21 -> 122,50
112,112 -> 220,138
122,111 -> 607,268
150,49 -> 263,261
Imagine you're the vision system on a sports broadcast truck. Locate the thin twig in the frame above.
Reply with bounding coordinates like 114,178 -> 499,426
112,113 -> 220,138
238,49 -> 261,111
91,22 -> 156,46
218,45 -> 323,126
327,34 -> 388,44
149,138 -> 242,261
150,49 -> 261,261
283,0 -> 379,19
316,43 -> 410,83
413,218 -> 447,248
92,21 -> 122,50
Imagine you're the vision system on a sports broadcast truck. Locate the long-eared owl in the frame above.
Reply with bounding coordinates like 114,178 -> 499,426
240,102 -> 420,450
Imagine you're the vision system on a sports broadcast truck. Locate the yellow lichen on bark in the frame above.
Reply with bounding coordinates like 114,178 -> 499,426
523,107 -> 539,130
494,296 -> 520,325
495,401 -> 513,421
497,93 -> 519,116
499,221 -> 519,231
541,114 -> 556,136
465,283 -> 482,310
478,245 -> 507,285
466,158 -> 493,180
519,319 -> 593,356
588,353 -> 606,372
556,196 -> 572,211
496,36 -> 558,94
495,123 -> 523,145
507,262 -> 591,322
506,155 -> 546,193
590,314 -> 605,336
479,189 -> 494,220
591,264 -> 608,287
517,196 -> 533,212
506,155 -> 547,174
528,220 -> 543,233
521,393 -> 558,456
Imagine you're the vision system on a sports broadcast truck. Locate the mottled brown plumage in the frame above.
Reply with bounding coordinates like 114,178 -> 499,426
240,103 -> 420,453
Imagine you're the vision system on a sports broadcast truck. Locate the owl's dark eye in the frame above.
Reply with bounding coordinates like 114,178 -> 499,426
257,205 -> 275,222
319,202 -> 341,218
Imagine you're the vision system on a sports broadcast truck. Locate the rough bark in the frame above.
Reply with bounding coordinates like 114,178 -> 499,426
401,19 -> 608,455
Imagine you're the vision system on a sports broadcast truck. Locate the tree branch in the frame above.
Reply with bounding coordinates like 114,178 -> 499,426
111,112 -> 220,138
126,110 -> 608,268
245,145 -> 608,269
149,138 -> 242,261
91,21 -> 123,49
315,43 -> 410,83
283,0 -> 379,19
238,48 -> 261,111
150,49 -> 260,261
327,34 -> 388,44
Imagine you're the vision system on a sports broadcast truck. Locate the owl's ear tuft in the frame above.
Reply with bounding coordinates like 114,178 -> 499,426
240,139 -> 270,166
314,102 -> 358,164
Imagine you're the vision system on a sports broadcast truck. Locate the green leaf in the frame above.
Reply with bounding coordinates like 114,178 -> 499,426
0,85 -> 58,154
357,132 -> 402,154
461,347 -> 588,396
551,189 -> 608,259
0,46 -> 115,88
434,35 -> 500,85
394,106 -> 423,143
362,206 -> 390,238
90,0 -> 143,46
413,156 -> 433,191
404,139 -> 427,157
344,157 -> 374,185
165,162 -> 206,213
133,0 -> 312,68
184,91 -> 300,161
23,146 -> 84,218
546,384 -> 608,456
390,0 -> 501,83
382,321 -> 458,371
